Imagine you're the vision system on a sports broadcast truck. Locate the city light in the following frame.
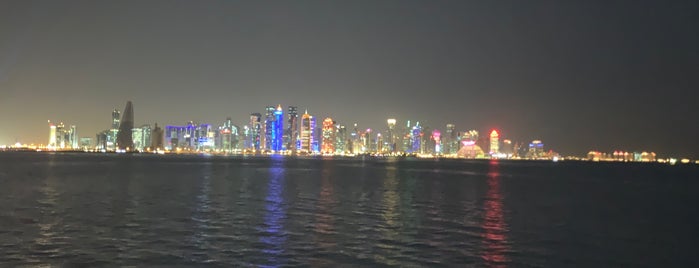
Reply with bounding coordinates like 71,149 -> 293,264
4,101 -> 689,164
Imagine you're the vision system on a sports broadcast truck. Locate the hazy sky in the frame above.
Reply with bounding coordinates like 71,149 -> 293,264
1,0 -> 697,157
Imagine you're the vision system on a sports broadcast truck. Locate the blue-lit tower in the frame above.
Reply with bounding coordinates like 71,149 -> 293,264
272,105 -> 284,152
410,122 -> 422,153
310,116 -> 318,153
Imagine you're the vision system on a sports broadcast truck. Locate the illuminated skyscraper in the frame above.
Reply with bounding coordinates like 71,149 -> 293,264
218,117 -> 236,153
321,118 -> 335,154
445,124 -> 456,154
501,139 -> 513,156
489,130 -> 499,155
311,117 -> 319,153
300,110 -> 312,153
49,121 -> 77,149
386,119 -> 396,153
112,109 -> 121,129
527,140 -> 545,159
48,121 -> 57,148
70,125 -> 77,149
249,113 -> 261,151
410,122 -> 422,153
286,106 -> 298,152
132,124 -> 151,151
272,105 -> 284,152
336,124 -> 347,154
195,124 -> 215,151
263,106 -> 276,150
116,101 -> 134,150
432,129 -> 442,154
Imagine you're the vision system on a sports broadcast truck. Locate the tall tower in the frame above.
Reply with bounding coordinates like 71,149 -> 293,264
48,121 -> 57,148
410,122 -> 422,153
387,118 -> 396,153
151,123 -> 164,150
489,130 -> 499,155
263,106 -> 276,150
432,129 -> 442,154
272,105 -> 284,152
300,110 -> 312,153
321,117 -> 335,154
249,113 -> 261,151
112,109 -> 121,129
116,101 -> 134,150
287,106 -> 298,152
445,124 -> 456,154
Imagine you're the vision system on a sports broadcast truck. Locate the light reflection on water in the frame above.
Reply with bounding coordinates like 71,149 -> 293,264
481,160 -> 509,267
1,153 -> 698,267
259,158 -> 287,268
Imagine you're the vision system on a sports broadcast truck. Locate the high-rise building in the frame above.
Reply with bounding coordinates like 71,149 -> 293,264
386,119 -> 396,153
402,120 -> 412,153
218,117 -> 236,153
112,109 -> 121,129
336,124 -> 347,154
432,129 -> 442,154
527,140 -> 545,159
445,124 -> 457,155
271,105 -> 284,152
195,124 -> 215,151
79,137 -> 92,150
300,110 -> 312,153
489,130 -> 499,155
501,139 -> 514,156
263,106 -> 276,151
48,121 -> 57,148
321,118 -> 335,154
116,101 -> 134,151
311,117 -> 319,153
410,122 -> 422,153
249,113 -> 262,151
48,121 -> 77,149
70,125 -> 77,149
132,124 -> 151,151
151,123 -> 164,150
286,106 -> 298,152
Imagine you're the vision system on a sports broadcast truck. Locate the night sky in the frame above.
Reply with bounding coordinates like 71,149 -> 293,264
1,0 -> 697,158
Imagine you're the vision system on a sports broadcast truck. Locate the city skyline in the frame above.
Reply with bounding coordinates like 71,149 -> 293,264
1,1 -> 698,158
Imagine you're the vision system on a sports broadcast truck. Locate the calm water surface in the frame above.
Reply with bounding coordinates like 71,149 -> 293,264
0,152 -> 697,267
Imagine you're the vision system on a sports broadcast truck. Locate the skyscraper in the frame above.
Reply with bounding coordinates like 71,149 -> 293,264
263,106 -> 276,151
272,105 -> 284,152
249,113 -> 261,151
116,101 -> 134,150
151,123 -> 164,150
112,109 -> 121,129
300,110 -> 312,153
132,124 -> 151,151
432,129 -> 442,154
489,130 -> 499,155
48,121 -> 57,148
445,124 -> 456,154
387,118 -> 396,153
336,124 -> 347,154
410,122 -> 422,153
286,106 -> 298,152
321,117 -> 335,154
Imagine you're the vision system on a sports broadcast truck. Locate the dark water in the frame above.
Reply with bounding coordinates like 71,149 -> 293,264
1,152 -> 698,267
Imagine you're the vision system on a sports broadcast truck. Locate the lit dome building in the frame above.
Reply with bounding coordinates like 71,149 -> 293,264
457,140 -> 485,158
